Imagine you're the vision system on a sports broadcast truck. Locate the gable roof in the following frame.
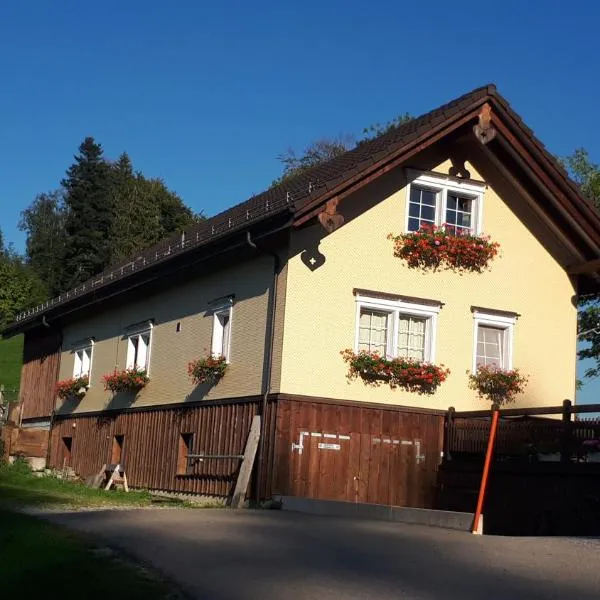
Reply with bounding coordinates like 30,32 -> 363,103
5,84 -> 600,336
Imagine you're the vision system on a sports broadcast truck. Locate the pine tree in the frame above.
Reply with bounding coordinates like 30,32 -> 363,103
109,153 -> 162,264
60,137 -> 113,290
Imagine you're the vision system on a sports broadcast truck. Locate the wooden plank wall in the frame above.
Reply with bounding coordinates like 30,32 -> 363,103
12,428 -> 49,458
20,331 -> 62,420
49,397 -> 276,499
272,397 -> 445,509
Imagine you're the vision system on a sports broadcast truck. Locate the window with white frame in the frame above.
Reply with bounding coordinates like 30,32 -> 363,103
405,172 -> 484,235
472,311 -> 516,371
126,322 -> 153,372
211,305 -> 232,361
356,294 -> 439,362
72,342 -> 93,379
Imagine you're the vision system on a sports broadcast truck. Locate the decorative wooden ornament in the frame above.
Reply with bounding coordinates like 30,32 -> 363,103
473,103 -> 497,145
317,197 -> 344,233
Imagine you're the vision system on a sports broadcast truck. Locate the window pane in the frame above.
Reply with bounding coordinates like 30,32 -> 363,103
409,202 -> 420,218
421,189 -> 437,206
408,217 -> 421,232
476,326 -> 504,368
397,315 -> 426,361
358,309 -> 389,355
420,204 -> 435,222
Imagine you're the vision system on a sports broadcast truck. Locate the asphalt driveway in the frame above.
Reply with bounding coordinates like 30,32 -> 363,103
45,508 -> 600,600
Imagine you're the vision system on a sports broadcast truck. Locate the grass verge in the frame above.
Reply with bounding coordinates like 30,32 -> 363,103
0,461 -> 195,509
0,508 -> 185,599
0,334 -> 23,396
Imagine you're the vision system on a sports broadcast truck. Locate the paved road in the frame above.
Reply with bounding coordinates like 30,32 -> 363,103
46,508 -> 600,600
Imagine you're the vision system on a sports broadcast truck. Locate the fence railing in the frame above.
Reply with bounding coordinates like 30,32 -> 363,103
445,401 -> 600,462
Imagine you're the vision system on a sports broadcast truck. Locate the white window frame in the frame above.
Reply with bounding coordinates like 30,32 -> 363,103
211,301 -> 233,362
354,294 -> 440,362
472,311 -> 516,372
404,171 -> 485,235
72,340 -> 94,382
125,321 -> 153,374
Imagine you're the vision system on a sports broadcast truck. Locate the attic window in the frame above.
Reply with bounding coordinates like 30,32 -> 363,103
405,172 -> 485,235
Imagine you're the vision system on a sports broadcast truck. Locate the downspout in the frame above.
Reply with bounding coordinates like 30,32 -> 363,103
246,230 -> 279,505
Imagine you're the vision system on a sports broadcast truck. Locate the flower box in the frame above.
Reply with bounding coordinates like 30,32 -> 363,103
388,224 -> 500,273
102,368 -> 149,394
341,349 -> 449,395
56,375 -> 89,401
468,365 -> 528,405
188,355 -> 228,386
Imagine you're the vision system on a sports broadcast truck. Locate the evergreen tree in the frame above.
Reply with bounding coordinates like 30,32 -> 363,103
18,190 -> 67,297
60,137 -> 113,290
108,154 -> 199,264
109,153 -> 162,264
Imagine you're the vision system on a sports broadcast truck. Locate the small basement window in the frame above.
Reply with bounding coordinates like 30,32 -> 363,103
111,435 -> 124,465
62,436 -> 72,467
177,433 -> 194,475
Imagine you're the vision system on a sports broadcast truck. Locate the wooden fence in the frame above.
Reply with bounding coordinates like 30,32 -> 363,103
444,401 -> 600,462
438,401 -> 600,535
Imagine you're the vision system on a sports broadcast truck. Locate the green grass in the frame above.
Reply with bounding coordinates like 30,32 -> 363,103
0,508 -> 184,599
0,461 -> 195,510
0,333 -> 23,398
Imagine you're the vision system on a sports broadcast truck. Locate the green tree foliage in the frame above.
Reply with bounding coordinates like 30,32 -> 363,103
564,149 -> 600,380
0,231 -> 47,329
563,148 -> 600,210
361,113 -> 413,140
109,153 -> 198,264
61,137 -> 114,290
274,114 -> 413,184
18,191 -> 67,297
274,136 -> 354,185
19,140 -> 200,297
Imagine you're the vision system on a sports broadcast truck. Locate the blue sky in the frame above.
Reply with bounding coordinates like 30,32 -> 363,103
1,0 -> 599,401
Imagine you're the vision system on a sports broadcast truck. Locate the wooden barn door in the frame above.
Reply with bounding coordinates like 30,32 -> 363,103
277,398 -> 444,509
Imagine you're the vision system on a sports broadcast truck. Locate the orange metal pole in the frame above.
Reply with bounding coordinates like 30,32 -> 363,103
471,406 -> 500,535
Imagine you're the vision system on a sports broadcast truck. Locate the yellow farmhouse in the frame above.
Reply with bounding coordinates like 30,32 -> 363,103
4,84 -> 600,507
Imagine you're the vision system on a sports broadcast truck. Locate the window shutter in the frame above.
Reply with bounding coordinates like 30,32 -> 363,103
126,337 -> 136,370
221,313 -> 231,359
137,335 -> 149,370
73,351 -> 82,378
81,349 -> 90,377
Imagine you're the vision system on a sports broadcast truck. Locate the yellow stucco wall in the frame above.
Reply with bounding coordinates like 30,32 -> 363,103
279,149 -> 578,411
56,255 -> 275,414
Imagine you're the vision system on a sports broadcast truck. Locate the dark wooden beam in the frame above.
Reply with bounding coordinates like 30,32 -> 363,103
567,258 -> 600,275
492,118 -> 600,247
